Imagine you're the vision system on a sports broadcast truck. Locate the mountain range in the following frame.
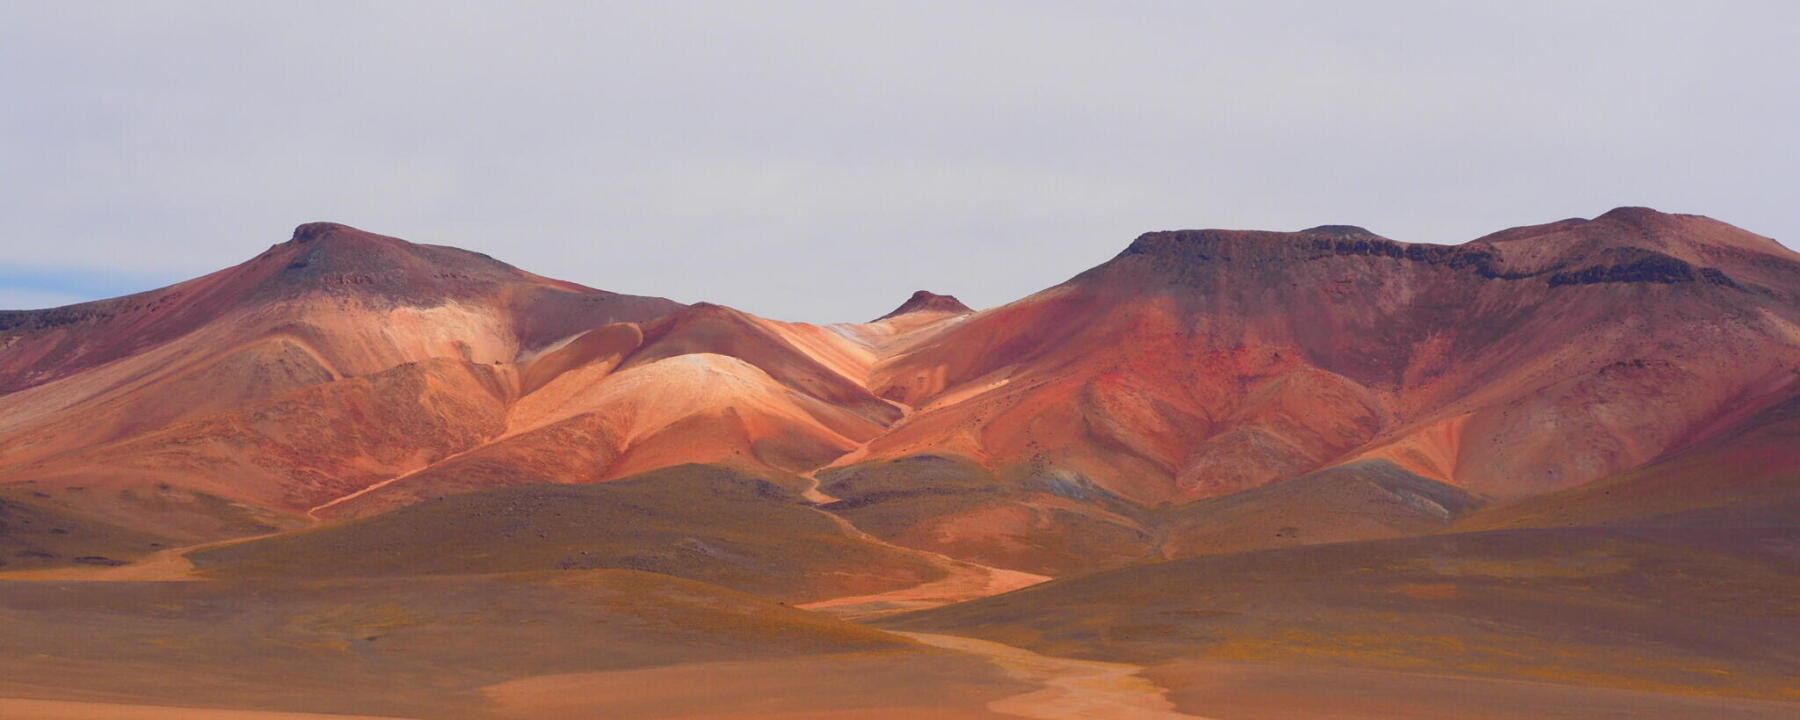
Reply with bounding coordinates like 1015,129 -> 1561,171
2,207 -> 1797,718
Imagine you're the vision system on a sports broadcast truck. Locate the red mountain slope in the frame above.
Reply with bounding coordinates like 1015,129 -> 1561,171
854,209 -> 1799,501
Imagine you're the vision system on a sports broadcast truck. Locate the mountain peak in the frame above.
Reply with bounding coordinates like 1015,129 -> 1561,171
289,222 -> 366,244
1594,205 -> 1673,225
874,290 -> 972,322
229,222 -> 574,312
1299,224 -> 1380,238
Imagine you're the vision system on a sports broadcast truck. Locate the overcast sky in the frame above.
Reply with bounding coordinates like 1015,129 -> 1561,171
3,2 -> 1796,322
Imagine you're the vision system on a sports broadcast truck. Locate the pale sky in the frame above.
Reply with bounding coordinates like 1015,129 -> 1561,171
3,1 -> 1796,322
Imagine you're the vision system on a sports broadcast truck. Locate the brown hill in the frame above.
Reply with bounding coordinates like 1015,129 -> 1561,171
191,464 -> 945,603
879,525 -> 1800,700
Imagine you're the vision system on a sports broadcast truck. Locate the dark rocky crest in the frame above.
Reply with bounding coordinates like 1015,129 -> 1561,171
1299,224 -> 1380,238
874,290 -> 973,321
290,222 -> 359,244
1084,208 -> 1758,292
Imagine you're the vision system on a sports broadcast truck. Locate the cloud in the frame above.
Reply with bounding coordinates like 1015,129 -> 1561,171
2,1 -> 1795,320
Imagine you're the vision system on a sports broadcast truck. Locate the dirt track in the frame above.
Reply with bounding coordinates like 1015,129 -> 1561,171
897,632 -> 1209,720
796,507 -> 1047,619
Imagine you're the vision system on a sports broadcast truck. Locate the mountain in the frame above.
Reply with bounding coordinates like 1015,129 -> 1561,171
0,222 -> 675,393
3,208 -> 1797,719
2,209 -> 1797,578
861,208 -> 1797,501
824,208 -> 1800,572
0,223 -> 680,540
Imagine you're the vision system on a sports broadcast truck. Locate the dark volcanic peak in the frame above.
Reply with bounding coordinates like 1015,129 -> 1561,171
1299,224 -> 1380,238
1595,205 -> 1684,227
874,290 -> 973,321
289,221 -> 363,243
253,222 -> 535,304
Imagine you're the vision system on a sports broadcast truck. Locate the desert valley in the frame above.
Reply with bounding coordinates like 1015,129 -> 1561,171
1,207 -> 1797,719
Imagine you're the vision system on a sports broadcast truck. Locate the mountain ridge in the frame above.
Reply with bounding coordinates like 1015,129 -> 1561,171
3,207 -> 1796,581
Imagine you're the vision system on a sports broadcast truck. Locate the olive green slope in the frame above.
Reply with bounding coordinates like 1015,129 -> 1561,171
192,464 -> 944,603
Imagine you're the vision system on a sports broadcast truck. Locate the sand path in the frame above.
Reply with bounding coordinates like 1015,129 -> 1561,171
895,632 -> 1212,720
303,443 -> 492,521
794,489 -> 1202,720
796,470 -> 840,504
789,391 -> 1051,617
796,506 -> 1047,619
